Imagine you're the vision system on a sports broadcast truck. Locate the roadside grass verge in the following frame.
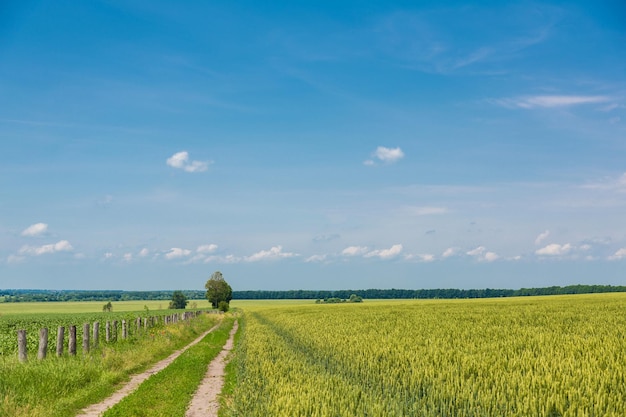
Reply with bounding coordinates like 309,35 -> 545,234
103,316 -> 235,417
0,313 -> 220,417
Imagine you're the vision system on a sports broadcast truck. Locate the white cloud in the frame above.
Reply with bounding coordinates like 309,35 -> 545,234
104,252 -> 114,259
245,245 -> 298,262
534,230 -> 550,245
165,247 -> 192,260
197,244 -> 218,254
365,146 -> 404,165
441,247 -> 457,258
123,253 -> 133,262
138,248 -> 150,257
483,252 -> 499,262
19,240 -> 73,256
342,246 -> 369,256
466,246 -> 498,262
365,244 -> 403,259
535,243 -> 572,256
166,151 -> 211,173
608,248 -> 626,260
21,222 -> 48,237
305,254 -> 327,263
204,254 -> 241,264
497,95 -> 611,109
466,246 -> 486,256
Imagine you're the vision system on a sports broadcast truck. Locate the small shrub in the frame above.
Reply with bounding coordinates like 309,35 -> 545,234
218,301 -> 230,312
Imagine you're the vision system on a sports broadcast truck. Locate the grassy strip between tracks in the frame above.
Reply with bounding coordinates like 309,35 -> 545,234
103,315 -> 235,417
218,311 -> 243,417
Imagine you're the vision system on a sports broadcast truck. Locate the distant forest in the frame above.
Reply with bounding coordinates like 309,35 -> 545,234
1,285 -> 625,303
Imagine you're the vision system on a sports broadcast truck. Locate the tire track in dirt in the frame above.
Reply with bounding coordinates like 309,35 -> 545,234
185,319 -> 238,417
76,317 -> 223,417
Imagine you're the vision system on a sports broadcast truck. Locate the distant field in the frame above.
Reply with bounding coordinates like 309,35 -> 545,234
0,299 -> 211,315
0,298 -> 310,316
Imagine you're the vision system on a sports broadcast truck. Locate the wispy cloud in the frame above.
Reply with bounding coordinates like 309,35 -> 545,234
245,245 -> 298,262
19,240 -> 73,256
404,253 -> 435,262
535,230 -> 550,245
442,247 -> 458,258
581,172 -> 626,192
21,223 -> 48,237
305,254 -> 328,263
466,246 -> 486,256
203,254 -> 241,264
364,146 -> 404,165
166,151 -> 211,173
495,95 -> 611,109
7,254 -> 25,264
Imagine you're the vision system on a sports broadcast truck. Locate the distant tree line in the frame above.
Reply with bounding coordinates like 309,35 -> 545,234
231,285 -> 626,300
1,285 -> 625,303
0,289 -> 205,303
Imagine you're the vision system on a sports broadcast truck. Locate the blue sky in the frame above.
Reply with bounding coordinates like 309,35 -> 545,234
1,0 -> 625,291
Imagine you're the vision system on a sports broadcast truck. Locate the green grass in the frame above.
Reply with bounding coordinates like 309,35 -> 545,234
103,316 -> 236,417
0,313 -> 220,417
0,300 -> 212,315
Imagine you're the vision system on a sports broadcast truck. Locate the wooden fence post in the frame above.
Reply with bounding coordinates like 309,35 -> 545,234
136,317 -> 141,333
38,328 -> 48,360
83,323 -> 90,353
112,320 -> 118,341
122,320 -> 127,339
69,325 -> 77,356
106,321 -> 110,342
93,322 -> 99,349
56,326 -> 64,356
17,330 -> 27,362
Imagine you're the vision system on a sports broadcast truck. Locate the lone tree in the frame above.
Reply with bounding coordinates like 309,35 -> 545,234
205,271 -> 232,309
169,290 -> 188,309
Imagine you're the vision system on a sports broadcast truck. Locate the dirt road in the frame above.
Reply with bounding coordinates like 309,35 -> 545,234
76,319 -> 223,417
185,319 -> 239,417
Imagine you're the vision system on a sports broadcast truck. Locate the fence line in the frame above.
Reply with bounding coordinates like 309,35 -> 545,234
16,310 -> 219,362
